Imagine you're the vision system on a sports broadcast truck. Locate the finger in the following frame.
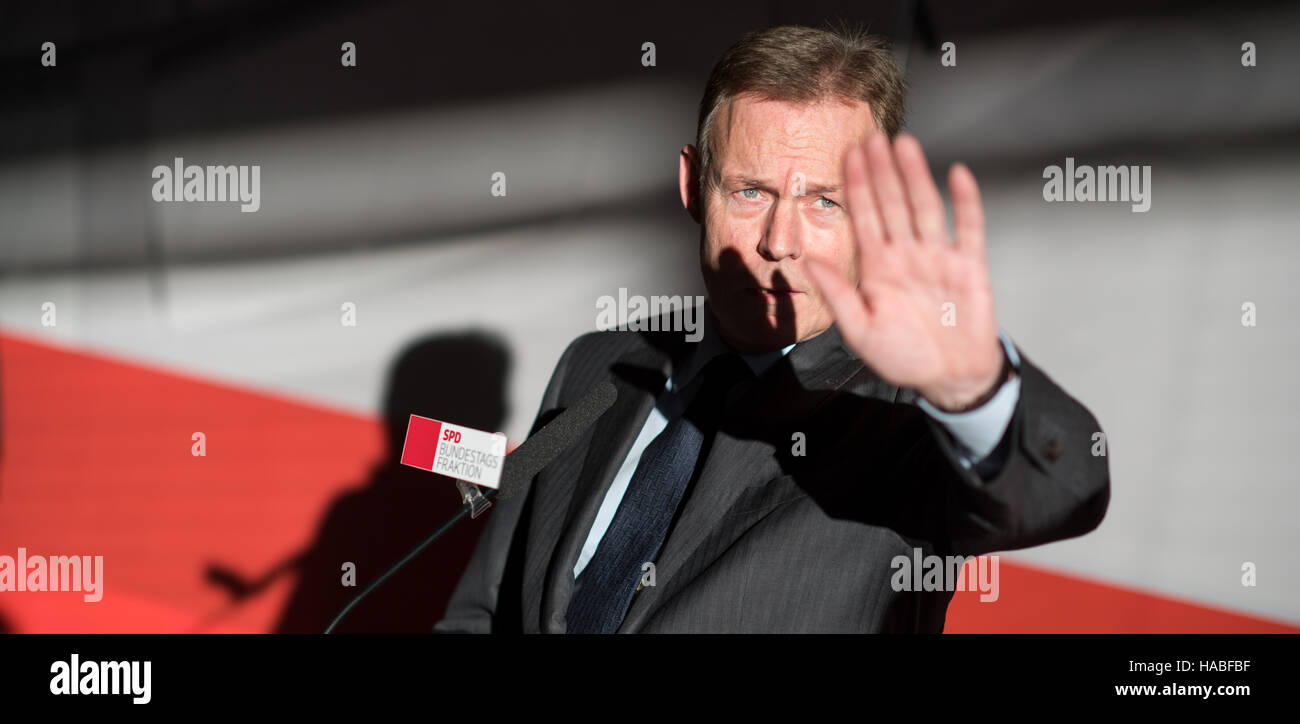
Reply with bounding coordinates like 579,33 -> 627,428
865,132 -> 915,244
843,143 -> 884,246
805,257 -> 873,347
894,134 -> 946,243
949,162 -> 986,256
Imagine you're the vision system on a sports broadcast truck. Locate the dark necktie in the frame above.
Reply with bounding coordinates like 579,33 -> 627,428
565,352 -> 752,634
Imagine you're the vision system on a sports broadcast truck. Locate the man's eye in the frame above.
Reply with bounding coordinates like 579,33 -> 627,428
815,197 -> 838,209
739,188 -> 761,200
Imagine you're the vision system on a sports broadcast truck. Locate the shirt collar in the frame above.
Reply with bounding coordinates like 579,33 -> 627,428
670,308 -> 797,393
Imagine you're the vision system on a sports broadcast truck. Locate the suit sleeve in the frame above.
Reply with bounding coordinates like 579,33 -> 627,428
433,339 -> 578,633
901,346 -> 1111,558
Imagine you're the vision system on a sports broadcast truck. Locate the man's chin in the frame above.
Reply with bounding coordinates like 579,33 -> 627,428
715,312 -> 815,353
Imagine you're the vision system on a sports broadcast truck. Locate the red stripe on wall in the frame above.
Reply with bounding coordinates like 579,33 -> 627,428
945,558 -> 1299,633
0,330 -> 483,633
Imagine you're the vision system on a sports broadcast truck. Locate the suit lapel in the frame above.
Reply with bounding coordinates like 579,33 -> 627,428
618,324 -> 867,632
532,337 -> 677,633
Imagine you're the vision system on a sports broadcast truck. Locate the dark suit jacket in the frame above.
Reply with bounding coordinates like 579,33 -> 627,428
435,320 -> 1110,633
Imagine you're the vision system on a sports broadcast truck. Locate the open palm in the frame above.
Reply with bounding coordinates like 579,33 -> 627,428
806,132 -> 1004,411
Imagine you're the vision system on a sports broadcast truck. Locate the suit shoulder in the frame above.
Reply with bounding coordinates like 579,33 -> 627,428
560,326 -> 673,366
543,328 -> 651,407
558,328 -> 637,367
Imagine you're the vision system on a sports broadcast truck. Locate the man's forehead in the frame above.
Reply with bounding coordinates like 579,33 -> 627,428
716,94 -> 876,170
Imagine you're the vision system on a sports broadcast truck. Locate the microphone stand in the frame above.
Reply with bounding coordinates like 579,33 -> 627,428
323,482 -> 495,634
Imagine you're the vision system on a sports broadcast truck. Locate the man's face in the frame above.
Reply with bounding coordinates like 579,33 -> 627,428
681,94 -> 877,353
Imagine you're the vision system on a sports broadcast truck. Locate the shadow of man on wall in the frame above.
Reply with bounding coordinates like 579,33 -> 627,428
261,331 -> 510,633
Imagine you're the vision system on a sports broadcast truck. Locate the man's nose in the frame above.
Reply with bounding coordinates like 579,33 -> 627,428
758,196 -> 803,262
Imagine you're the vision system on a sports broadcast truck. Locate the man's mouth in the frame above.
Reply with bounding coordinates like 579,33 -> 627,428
748,287 -> 803,300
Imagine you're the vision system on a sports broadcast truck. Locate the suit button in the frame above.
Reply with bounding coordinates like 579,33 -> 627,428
1043,439 -> 1064,461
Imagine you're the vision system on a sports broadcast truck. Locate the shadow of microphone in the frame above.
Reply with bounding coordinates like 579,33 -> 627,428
324,379 -> 618,633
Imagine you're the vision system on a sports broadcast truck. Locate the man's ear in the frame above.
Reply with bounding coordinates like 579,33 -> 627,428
678,144 -> 702,224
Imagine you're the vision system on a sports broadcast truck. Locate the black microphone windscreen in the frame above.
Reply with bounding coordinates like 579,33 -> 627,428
497,380 -> 617,500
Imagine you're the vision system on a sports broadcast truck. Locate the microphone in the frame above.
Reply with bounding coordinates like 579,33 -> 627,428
497,379 -> 616,501
324,380 -> 618,633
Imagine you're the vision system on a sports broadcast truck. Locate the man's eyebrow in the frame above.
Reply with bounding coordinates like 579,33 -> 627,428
721,175 -> 841,194
722,174 -> 765,187
802,182 -> 841,195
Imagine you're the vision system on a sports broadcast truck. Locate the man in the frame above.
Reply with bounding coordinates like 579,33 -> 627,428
436,25 -> 1109,633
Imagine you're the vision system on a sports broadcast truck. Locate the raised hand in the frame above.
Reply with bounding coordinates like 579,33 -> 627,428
805,131 -> 1006,411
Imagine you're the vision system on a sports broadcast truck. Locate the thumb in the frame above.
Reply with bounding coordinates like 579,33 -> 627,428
805,258 -> 872,348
